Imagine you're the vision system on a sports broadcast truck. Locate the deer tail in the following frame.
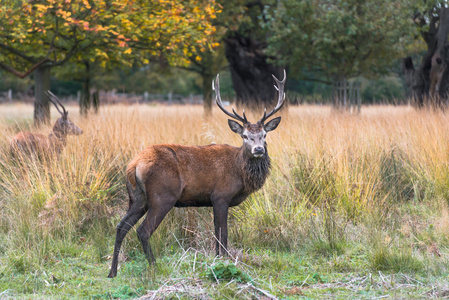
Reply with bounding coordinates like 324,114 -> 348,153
126,163 -> 137,189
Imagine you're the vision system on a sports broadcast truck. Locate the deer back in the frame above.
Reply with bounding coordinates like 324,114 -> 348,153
10,132 -> 52,157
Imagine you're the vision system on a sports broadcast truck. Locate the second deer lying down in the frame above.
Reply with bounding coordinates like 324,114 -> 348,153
10,91 -> 83,157
108,70 -> 286,278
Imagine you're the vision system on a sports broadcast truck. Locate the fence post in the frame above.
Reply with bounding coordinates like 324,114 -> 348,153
343,78 -> 347,110
357,82 -> 361,114
332,81 -> 336,108
349,81 -> 353,113
338,81 -> 342,108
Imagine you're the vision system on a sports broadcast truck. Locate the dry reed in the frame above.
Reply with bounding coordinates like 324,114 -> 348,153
0,103 -> 448,274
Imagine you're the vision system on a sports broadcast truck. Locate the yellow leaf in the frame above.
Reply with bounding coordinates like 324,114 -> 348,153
124,48 -> 132,54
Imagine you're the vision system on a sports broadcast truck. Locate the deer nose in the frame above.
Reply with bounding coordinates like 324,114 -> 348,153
253,146 -> 264,154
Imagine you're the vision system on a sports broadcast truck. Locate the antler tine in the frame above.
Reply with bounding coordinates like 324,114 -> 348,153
259,69 -> 286,124
213,74 -> 247,123
232,107 -> 248,123
46,91 -> 67,115
45,90 -> 66,116
52,91 -> 67,115
260,107 -> 267,123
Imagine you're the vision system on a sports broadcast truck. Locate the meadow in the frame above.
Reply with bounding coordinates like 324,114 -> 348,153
0,103 -> 449,299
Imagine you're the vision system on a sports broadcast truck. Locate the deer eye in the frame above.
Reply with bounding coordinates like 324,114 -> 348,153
242,134 -> 248,139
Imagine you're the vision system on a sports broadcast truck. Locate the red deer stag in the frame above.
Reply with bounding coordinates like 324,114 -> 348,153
108,70 -> 286,278
10,91 -> 83,157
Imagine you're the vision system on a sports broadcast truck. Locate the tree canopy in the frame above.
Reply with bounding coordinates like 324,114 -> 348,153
0,0 -> 218,72
1,0 -> 441,109
265,0 -> 416,82
0,0 -> 218,123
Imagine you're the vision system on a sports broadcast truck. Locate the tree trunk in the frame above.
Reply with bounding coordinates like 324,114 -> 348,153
33,65 -> 51,126
80,60 -> 91,116
92,90 -> 100,114
224,32 -> 282,109
403,7 -> 449,108
202,71 -> 214,116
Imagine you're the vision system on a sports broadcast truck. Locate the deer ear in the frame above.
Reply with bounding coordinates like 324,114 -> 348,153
228,119 -> 243,134
264,117 -> 281,132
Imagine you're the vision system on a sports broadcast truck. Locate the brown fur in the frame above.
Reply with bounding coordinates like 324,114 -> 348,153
12,132 -> 57,156
126,143 -> 268,206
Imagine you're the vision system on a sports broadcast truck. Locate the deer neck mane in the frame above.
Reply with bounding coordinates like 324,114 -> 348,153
238,145 -> 271,193
48,130 -> 66,152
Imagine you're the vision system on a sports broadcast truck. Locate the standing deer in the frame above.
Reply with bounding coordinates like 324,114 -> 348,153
10,91 -> 83,157
108,70 -> 286,278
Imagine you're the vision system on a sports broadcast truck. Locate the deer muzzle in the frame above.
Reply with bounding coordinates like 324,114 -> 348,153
252,146 -> 265,158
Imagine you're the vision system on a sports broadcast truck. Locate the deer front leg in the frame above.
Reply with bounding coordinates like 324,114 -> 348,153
213,201 -> 229,256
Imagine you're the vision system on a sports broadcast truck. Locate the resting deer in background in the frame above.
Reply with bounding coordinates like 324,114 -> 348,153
10,91 -> 83,157
108,70 -> 286,278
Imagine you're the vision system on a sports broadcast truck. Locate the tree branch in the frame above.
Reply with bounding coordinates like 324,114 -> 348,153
0,44 -> 40,63
0,59 -> 49,78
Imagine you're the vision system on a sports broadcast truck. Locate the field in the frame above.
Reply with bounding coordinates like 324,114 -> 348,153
0,103 -> 449,299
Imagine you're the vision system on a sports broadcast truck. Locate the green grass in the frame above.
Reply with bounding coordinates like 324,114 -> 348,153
1,244 -> 446,299
1,104 -> 449,298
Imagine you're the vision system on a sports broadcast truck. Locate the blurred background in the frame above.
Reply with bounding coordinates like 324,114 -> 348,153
1,0 -> 445,124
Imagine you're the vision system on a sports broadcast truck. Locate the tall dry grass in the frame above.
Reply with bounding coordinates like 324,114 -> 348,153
0,103 -> 448,274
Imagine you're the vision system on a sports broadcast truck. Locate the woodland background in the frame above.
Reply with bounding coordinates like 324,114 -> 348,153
2,0 -> 449,117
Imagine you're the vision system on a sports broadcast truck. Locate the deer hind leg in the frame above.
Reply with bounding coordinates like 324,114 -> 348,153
108,185 -> 146,278
108,205 -> 146,278
136,194 -> 176,265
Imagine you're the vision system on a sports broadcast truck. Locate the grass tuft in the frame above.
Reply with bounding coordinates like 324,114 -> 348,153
370,247 -> 423,273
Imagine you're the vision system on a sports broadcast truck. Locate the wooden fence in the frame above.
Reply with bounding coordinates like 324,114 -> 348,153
332,79 -> 361,113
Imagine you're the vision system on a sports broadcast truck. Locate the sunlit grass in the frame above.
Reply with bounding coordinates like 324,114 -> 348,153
1,103 -> 449,298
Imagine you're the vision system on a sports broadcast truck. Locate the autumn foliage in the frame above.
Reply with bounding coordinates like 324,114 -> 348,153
0,0 -> 219,73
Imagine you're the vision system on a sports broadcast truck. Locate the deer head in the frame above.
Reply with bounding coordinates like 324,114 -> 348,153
213,70 -> 286,158
46,91 -> 83,136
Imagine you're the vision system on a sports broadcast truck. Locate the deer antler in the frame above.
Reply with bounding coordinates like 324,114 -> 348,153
213,74 -> 248,123
46,91 -> 68,117
259,69 -> 286,124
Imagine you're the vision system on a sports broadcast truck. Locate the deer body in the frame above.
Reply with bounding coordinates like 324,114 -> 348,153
12,120 -> 78,156
12,132 -> 58,155
108,70 -> 286,278
127,143 -> 270,208
10,91 -> 83,157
